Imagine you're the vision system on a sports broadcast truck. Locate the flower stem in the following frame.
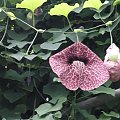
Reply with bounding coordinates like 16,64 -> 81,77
66,17 -> 79,42
98,11 -> 113,44
108,27 -> 113,45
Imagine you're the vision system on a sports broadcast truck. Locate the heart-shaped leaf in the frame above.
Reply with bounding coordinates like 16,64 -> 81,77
83,0 -> 103,10
16,0 -> 47,12
89,86 -> 115,96
114,0 -> 120,6
48,3 -> 79,18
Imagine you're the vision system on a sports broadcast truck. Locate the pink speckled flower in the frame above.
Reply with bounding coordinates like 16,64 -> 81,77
104,43 -> 120,82
49,42 -> 109,91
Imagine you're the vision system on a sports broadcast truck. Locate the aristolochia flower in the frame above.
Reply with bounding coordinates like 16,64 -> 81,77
104,43 -> 120,82
49,42 -> 109,91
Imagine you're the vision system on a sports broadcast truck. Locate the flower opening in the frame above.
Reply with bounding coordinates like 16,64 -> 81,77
49,42 -> 110,91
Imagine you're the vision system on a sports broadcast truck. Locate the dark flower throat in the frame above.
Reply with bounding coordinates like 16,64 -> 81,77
68,56 -> 88,65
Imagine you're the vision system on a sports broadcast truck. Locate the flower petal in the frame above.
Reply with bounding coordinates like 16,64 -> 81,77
80,60 -> 110,90
59,61 -> 85,90
49,42 -> 110,91
104,61 -> 120,82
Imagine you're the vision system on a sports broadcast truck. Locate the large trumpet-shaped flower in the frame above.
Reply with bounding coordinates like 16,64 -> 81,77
49,42 -> 109,91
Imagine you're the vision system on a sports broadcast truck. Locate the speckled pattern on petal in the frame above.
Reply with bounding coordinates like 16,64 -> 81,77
104,61 -> 120,82
49,42 -> 110,91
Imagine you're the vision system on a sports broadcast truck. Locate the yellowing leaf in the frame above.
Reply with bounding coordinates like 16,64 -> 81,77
83,0 -> 103,10
7,12 -> 16,20
16,0 -> 47,12
48,3 -> 79,18
114,0 -> 120,6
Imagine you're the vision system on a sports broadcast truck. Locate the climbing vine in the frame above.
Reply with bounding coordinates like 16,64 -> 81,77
0,0 -> 120,119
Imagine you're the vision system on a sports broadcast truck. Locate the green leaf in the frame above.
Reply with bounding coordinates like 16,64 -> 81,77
40,41 -> 67,50
99,27 -> 106,35
9,0 -> 23,5
35,103 -> 52,117
7,30 -> 33,41
31,114 -> 40,120
95,39 -> 110,45
94,5 -> 114,20
104,80 -> 112,87
4,69 -> 23,81
43,84 -> 68,103
24,54 -> 37,60
102,111 -> 120,118
35,97 -> 66,117
99,115 -> 111,120
114,0 -> 120,6
53,111 -> 62,118
9,52 -> 25,61
52,32 -> 66,43
37,52 -> 51,60
32,44 -> 41,53
40,114 -> 54,120
48,3 -> 79,18
6,12 -> 16,20
4,90 -> 26,103
16,0 -> 47,12
0,104 -> 26,119
89,86 -> 116,96
39,67 -> 49,77
83,0 -> 103,10
66,32 -> 87,42
73,5 -> 83,13
7,40 -> 30,49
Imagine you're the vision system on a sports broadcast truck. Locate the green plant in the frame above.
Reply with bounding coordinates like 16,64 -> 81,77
0,0 -> 120,119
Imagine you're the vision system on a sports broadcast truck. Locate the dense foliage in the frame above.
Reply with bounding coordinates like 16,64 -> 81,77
0,0 -> 120,119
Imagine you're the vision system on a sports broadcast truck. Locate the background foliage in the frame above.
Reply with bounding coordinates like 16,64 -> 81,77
0,0 -> 120,119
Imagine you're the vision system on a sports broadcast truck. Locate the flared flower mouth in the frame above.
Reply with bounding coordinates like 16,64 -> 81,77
49,42 -> 110,91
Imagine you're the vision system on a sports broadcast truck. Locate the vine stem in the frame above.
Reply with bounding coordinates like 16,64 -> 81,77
84,24 -> 105,31
3,0 -> 7,8
67,17 -> 73,32
26,31 -> 38,54
33,79 -> 47,102
66,17 -> 79,42
32,95 -> 36,117
0,17 -> 9,42
1,8 -> 40,32
32,12 -> 35,27
1,8 -> 117,45
98,11 -> 113,44
16,17 -> 38,31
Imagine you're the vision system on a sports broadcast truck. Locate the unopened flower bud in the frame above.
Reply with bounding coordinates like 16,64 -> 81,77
104,43 -> 120,82
105,43 -> 120,62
